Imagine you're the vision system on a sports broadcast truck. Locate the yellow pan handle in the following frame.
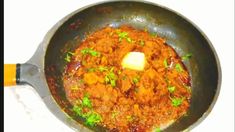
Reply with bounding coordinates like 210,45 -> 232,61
4,64 -> 17,86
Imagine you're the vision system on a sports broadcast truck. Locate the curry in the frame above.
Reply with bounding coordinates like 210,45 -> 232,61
62,25 -> 192,132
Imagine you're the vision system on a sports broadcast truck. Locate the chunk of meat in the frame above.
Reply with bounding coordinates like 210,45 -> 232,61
83,72 -> 103,85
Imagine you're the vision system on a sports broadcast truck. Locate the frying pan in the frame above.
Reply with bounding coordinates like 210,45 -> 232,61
4,0 -> 221,131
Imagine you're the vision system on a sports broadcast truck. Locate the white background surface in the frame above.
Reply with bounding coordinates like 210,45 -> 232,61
4,0 -> 234,132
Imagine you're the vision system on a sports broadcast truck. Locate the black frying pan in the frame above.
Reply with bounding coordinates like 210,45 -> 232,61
4,1 -> 221,131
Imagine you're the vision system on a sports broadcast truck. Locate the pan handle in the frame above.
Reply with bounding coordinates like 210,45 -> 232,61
4,63 -> 40,86
4,64 -> 20,86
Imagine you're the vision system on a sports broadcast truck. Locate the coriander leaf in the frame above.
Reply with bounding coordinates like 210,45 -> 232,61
81,48 -> 100,57
171,97 -> 183,107
72,105 -> 83,116
85,112 -> 102,126
132,76 -> 140,84
126,115 -> 134,122
82,96 -> 92,108
182,53 -> 192,61
68,51 -> 75,55
175,63 -> 183,72
104,70 -> 117,87
110,80 -> 116,87
65,52 -> 74,62
126,37 -> 132,43
87,68 -> 96,72
89,50 -> 100,57
81,48 -> 89,55
117,31 -> 132,43
108,72 -> 117,80
155,127 -> 161,132
150,32 -> 157,37
164,58 -> 168,68
111,111 -> 119,119
64,54 -> 71,62
118,32 -> 128,38
98,66 -> 108,72
168,86 -> 176,93
105,75 -> 110,83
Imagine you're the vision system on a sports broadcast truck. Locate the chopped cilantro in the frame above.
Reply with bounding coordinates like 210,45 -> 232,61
111,111 -> 119,119
126,37 -> 132,43
72,105 -> 83,116
155,127 -> 161,132
105,70 -> 117,87
64,52 -> 75,62
164,58 -> 168,68
87,68 -> 96,72
110,79 -> 116,87
171,97 -> 183,107
182,53 -> 192,61
98,66 -> 109,72
117,31 -> 132,43
168,86 -> 176,93
85,112 -> 102,126
150,32 -> 157,37
175,63 -> 183,72
118,70 -> 122,75
126,115 -> 134,122
82,95 -> 92,108
81,48 -> 100,57
132,76 -> 140,84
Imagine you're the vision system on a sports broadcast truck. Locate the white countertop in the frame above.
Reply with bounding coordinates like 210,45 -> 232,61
4,0 -> 234,131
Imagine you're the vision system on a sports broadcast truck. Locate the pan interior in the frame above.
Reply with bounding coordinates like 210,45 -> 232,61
45,1 -> 220,131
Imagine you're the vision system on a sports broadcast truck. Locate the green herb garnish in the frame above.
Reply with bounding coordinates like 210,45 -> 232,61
98,66 -> 109,72
163,58 -> 168,68
72,96 -> 102,127
132,76 -> 140,84
154,127 -> 161,132
110,80 -> 116,87
168,86 -> 176,93
111,111 -> 119,119
150,32 -> 157,37
105,69 -> 117,87
117,31 -> 132,43
73,105 -> 83,116
126,37 -> 132,43
85,112 -> 102,126
182,53 -> 192,61
82,95 -> 92,108
171,97 -> 183,107
64,52 -> 75,62
126,115 -> 134,122
81,48 -> 100,57
87,68 -> 96,72
175,63 -> 183,72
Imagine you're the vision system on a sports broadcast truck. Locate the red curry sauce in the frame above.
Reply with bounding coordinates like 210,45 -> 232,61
62,25 -> 191,132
